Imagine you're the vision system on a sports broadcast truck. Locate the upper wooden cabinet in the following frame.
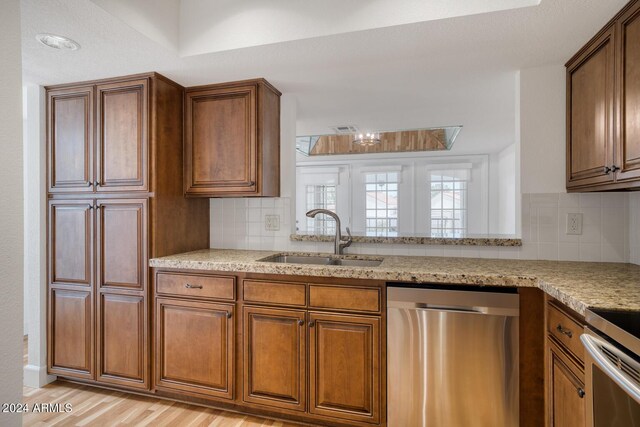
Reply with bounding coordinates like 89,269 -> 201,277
47,85 -> 94,193
48,75 -> 149,193
566,0 -> 640,191
184,79 -> 281,197
96,79 -> 148,192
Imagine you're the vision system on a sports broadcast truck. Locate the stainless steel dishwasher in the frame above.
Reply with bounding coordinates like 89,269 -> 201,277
387,285 -> 519,427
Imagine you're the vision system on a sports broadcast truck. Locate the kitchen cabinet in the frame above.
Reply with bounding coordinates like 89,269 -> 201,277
155,298 -> 234,399
566,0 -> 640,191
243,306 -> 306,411
545,299 -> 586,427
309,312 -> 381,425
48,287 -> 94,379
46,72 -> 210,391
47,85 -> 94,193
96,79 -> 148,192
184,79 -> 281,197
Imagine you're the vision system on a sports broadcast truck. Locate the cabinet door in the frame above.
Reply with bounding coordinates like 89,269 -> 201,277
185,85 -> 257,196
49,200 -> 93,287
567,27 -> 616,188
547,341 -> 586,427
243,306 -> 306,412
155,298 -> 234,399
96,199 -> 147,291
48,287 -> 94,379
47,86 -> 94,193
308,312 -> 380,424
97,293 -> 147,389
96,79 -> 148,192
616,2 -> 640,182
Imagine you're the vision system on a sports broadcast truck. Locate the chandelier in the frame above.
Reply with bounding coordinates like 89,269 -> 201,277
352,132 -> 381,146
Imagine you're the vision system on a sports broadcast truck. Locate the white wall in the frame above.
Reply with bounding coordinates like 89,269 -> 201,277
0,0 -> 24,425
520,65 -> 566,194
497,143 -> 517,234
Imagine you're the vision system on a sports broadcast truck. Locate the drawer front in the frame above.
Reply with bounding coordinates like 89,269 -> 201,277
547,303 -> 584,363
243,280 -> 306,307
156,273 -> 235,300
309,285 -> 380,313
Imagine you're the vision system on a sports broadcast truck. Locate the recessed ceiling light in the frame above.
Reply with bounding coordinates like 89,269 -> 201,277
36,33 -> 80,51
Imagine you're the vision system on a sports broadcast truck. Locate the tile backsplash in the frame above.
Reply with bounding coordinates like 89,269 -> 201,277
210,192 -> 635,263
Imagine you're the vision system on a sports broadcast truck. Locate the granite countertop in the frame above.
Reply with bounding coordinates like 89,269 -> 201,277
290,233 -> 522,247
149,249 -> 640,315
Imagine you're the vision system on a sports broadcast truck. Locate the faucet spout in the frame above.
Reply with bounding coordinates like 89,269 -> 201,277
305,209 -> 352,255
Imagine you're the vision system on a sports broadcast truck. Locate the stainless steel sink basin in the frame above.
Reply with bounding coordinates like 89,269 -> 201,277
259,254 -> 383,267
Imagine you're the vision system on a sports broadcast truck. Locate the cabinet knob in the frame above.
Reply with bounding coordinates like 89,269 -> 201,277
249,181 -> 256,186
226,311 -> 233,319
309,321 -> 315,327
184,283 -> 203,289
556,324 -> 573,338
87,182 -> 93,187
611,165 -> 620,172
88,205 -> 94,210
577,388 -> 585,398
603,166 -> 612,174
94,181 -> 99,187
298,319 -> 304,326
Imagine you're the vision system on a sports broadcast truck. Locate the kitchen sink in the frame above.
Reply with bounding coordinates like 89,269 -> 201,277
259,254 -> 383,267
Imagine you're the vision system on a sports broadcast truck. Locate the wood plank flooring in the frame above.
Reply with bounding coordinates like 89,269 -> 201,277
22,338 -> 300,427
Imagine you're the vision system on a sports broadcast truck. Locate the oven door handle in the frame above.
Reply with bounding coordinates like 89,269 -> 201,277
581,333 -> 640,404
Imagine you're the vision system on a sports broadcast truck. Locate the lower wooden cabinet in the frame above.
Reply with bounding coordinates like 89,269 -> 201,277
547,341 -> 586,427
243,306 -> 306,411
309,312 -> 381,425
97,292 -> 147,388
48,287 -> 94,380
155,297 -> 235,399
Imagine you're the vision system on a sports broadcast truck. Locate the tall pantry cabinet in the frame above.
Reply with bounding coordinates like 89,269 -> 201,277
46,73 -> 209,389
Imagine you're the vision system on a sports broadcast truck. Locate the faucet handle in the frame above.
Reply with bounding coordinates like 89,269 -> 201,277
341,227 -> 353,248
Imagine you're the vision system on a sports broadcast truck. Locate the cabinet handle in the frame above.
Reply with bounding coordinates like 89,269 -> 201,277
226,311 -> 232,319
556,324 -> 573,338
298,319 -> 304,326
249,181 -> 256,186
94,181 -> 99,187
611,165 -> 620,172
577,388 -> 585,398
309,321 -> 315,327
603,166 -> 612,174
95,205 -> 101,210
88,205 -> 94,210
87,182 -> 93,187
184,283 -> 203,289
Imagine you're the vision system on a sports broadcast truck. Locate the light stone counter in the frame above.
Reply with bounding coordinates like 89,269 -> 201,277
150,249 -> 640,315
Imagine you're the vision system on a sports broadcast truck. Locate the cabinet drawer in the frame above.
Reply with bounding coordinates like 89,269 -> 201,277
243,279 -> 306,307
309,285 -> 380,313
156,273 -> 235,300
547,303 -> 584,363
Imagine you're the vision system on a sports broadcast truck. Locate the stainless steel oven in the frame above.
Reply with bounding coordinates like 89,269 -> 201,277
581,309 -> 640,427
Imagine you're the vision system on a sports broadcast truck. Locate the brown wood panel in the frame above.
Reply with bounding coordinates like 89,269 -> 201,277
156,272 -> 235,300
48,287 -> 94,379
243,306 -> 306,411
309,285 -> 380,313
566,27 -> 616,188
96,199 -> 147,290
257,83 -> 281,197
547,340 -> 586,427
149,77 -> 210,257
47,86 -> 95,193
547,302 -> 585,364
308,312 -> 380,424
96,78 -> 148,192
616,1 -> 640,181
185,85 -> 256,195
97,293 -> 147,389
310,129 -> 448,156
243,279 -> 306,307
49,200 -> 93,287
518,288 -> 545,427
155,298 -> 234,399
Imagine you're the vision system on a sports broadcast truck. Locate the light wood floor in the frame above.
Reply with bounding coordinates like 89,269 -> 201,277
22,338 -> 300,427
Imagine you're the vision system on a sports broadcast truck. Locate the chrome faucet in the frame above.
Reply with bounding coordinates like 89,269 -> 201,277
306,209 -> 353,255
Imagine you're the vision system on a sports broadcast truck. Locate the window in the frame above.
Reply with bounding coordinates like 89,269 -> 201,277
365,172 -> 399,237
305,184 -> 337,234
430,171 -> 467,238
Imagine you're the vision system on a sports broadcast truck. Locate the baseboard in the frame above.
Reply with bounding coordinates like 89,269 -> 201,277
24,364 -> 56,388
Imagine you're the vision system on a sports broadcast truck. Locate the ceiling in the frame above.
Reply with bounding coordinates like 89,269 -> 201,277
20,0 -> 627,154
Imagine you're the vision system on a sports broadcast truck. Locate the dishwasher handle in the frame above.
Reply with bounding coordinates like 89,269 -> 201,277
415,303 -> 483,314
